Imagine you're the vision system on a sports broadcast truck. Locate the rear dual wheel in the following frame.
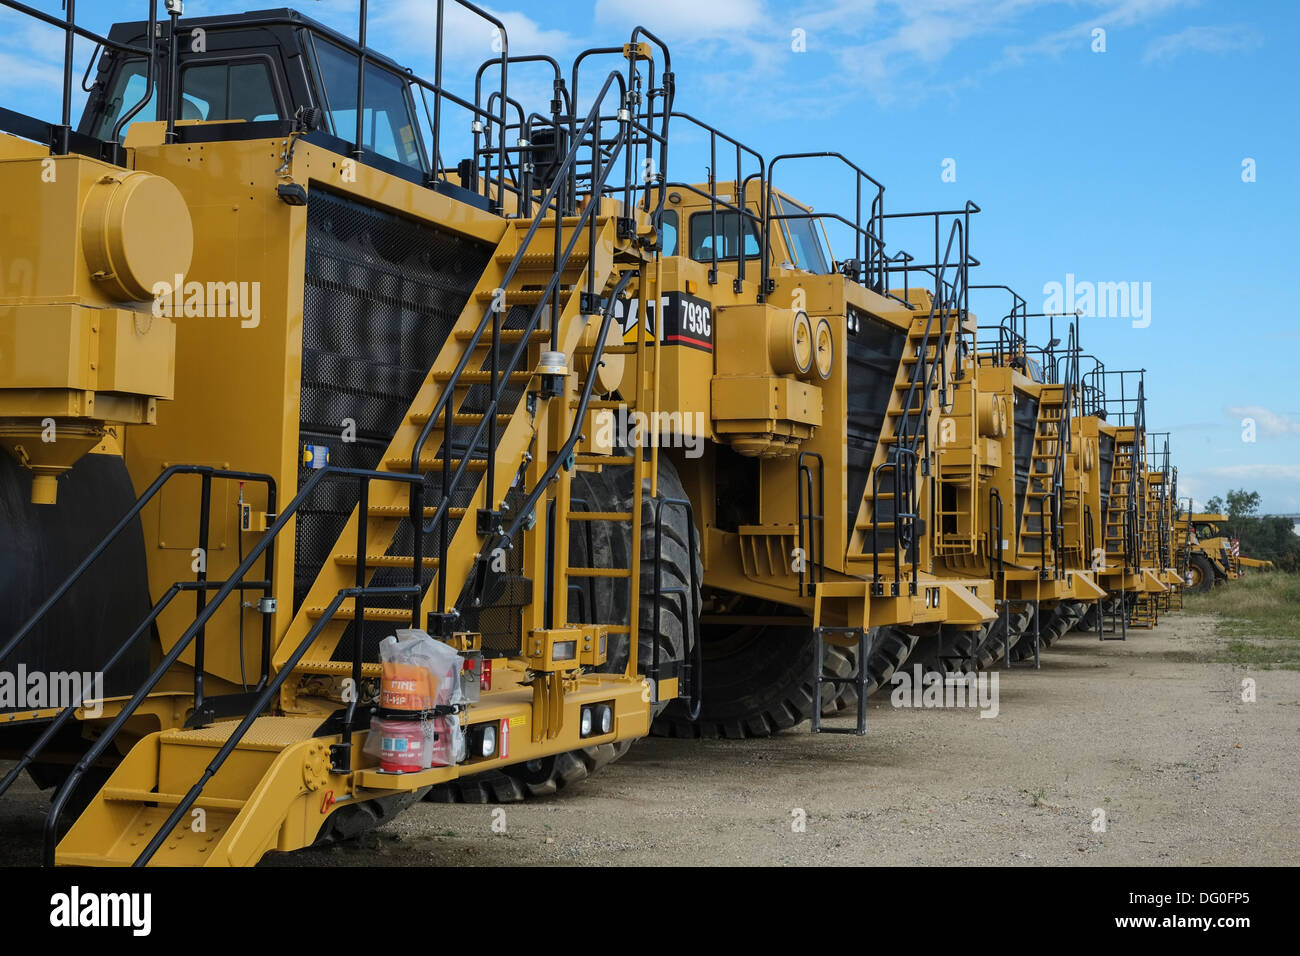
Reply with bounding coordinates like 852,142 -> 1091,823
1011,601 -> 1085,661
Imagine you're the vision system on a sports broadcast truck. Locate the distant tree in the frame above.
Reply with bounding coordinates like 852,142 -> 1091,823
1204,495 -> 1224,515
1224,488 -> 1261,521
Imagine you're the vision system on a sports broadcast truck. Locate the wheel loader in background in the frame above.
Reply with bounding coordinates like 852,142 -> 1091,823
1175,511 -> 1274,592
0,0 -> 1188,866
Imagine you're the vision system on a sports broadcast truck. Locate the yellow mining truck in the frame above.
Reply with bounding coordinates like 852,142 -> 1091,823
630,169 -> 998,736
926,295 -> 1107,667
1138,432 -> 1184,616
1065,363 -> 1171,635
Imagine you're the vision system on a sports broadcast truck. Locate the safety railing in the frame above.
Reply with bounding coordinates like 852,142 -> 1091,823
661,111 -> 766,290
406,68 -> 643,635
28,464 -> 424,866
0,465 -> 276,714
570,27 -> 674,238
866,214 -> 970,595
796,452 -> 825,599
0,0 -> 159,157
761,152 -> 888,296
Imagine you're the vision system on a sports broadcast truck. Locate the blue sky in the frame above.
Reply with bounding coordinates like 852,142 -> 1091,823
2,0 -> 1297,512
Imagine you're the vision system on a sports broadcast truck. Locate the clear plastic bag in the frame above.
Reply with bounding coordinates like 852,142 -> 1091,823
378,628 -> 463,711
365,630 -> 467,771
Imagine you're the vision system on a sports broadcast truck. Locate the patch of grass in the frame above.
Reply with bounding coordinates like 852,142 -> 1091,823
1185,573 -> 1300,669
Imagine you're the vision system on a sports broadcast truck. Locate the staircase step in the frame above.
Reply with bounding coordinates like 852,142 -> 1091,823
576,343 -> 638,355
334,553 -> 441,569
512,215 -> 587,228
568,567 -> 632,578
454,328 -> 550,344
384,455 -> 490,471
574,454 -> 636,466
569,510 -> 634,521
294,659 -> 383,677
306,605 -> 414,622
432,370 -> 534,385
409,411 -> 515,427
366,504 -> 462,519
497,248 -> 590,266
99,788 -> 247,812
475,289 -> 569,306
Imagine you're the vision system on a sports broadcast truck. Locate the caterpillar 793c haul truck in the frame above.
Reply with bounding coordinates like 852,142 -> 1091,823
0,1 -> 1181,866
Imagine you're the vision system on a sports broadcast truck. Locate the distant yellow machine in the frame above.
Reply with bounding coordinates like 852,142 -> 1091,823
1175,512 -> 1273,592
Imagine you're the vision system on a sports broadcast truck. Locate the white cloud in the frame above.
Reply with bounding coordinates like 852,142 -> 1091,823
1143,24 -> 1263,63
1206,464 -> 1300,482
999,0 -> 1193,67
374,2 -> 576,61
1224,406 -> 1300,437
596,0 -> 768,39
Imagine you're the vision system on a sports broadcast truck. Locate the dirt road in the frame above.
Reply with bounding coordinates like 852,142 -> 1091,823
2,611 -> 1296,866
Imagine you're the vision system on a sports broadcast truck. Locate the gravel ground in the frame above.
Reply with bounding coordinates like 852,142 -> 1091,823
2,611 -> 1296,866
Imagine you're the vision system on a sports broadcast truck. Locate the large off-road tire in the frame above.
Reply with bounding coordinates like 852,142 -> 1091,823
606,454 -> 703,716
423,742 -> 633,804
978,603 -> 1035,665
1011,601 -> 1084,661
910,623 -> 993,676
651,598 -> 822,738
655,606 -> 919,737
427,456 -> 700,803
823,626 -> 921,715
1186,553 -> 1215,593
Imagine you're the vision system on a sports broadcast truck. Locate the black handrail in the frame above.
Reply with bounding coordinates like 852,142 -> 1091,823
661,111 -> 765,289
407,68 -> 634,633
990,488 -> 1005,582
796,451 -> 825,598
0,0 -> 158,152
480,269 -> 637,556
39,465 -> 423,866
0,465 -> 274,669
131,582 -> 419,866
865,215 -> 969,596
761,152 -> 887,296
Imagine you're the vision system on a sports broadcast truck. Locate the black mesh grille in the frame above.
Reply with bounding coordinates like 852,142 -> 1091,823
846,309 -> 907,532
1013,393 -> 1041,531
296,189 -> 492,660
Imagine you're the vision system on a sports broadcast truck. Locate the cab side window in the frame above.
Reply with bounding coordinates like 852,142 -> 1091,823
689,210 -> 760,261
179,60 -> 281,123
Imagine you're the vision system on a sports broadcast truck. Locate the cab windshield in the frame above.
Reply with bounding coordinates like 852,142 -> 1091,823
775,195 -> 830,274
310,37 -> 426,170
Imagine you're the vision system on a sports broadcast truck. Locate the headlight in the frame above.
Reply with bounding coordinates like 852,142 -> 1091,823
579,706 -> 593,737
469,723 -> 498,758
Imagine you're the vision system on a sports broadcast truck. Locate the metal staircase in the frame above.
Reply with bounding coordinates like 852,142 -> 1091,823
852,212 -> 972,598
0,51 -> 681,865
